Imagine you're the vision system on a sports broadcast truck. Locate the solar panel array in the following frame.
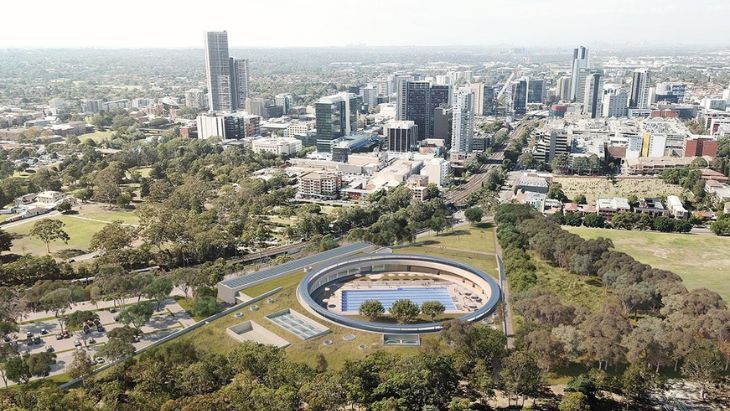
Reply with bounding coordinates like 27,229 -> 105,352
220,242 -> 372,290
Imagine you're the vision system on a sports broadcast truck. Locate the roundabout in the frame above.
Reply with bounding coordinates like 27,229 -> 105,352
296,253 -> 502,334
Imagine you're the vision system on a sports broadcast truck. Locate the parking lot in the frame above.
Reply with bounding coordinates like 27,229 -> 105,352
7,299 -> 195,384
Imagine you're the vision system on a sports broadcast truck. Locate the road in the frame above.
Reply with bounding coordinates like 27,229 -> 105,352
493,227 -> 515,348
1,210 -> 60,229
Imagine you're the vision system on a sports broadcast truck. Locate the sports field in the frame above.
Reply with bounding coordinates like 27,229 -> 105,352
566,227 -> 730,301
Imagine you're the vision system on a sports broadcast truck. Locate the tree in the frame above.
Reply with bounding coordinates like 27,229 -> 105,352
464,207 -> 483,225
40,288 -> 73,333
0,229 -> 12,252
143,276 -> 173,311
172,268 -> 202,300
681,346 -> 724,400
69,350 -> 94,380
573,194 -> 587,205
428,216 -> 447,236
117,302 -> 154,329
389,299 -> 420,323
499,350 -> 543,407
191,296 -> 219,318
5,356 -> 31,384
621,363 -> 659,407
559,392 -> 589,411
30,219 -> 70,253
107,326 -> 142,343
421,301 -> 446,321
359,300 -> 385,321
56,201 -> 72,214
547,183 -> 568,202
89,221 -> 136,254
98,337 -> 135,362
710,217 -> 730,236
65,310 -> 99,331
582,213 -> 605,228
26,351 -> 56,377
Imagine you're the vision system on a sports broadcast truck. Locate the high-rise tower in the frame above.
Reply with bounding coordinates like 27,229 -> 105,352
569,46 -> 589,102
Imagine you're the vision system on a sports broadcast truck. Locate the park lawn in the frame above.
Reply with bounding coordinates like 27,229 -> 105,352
417,223 -> 496,255
76,203 -> 139,225
528,251 -> 606,312
175,270 -> 428,370
78,130 -> 113,143
5,214 -> 108,255
565,227 -> 730,302
553,176 -> 686,204
397,245 -> 500,280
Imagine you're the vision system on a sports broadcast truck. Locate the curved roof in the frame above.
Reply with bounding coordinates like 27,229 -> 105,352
297,253 -> 501,334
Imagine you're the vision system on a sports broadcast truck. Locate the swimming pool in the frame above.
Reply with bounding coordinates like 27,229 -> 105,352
342,287 -> 456,312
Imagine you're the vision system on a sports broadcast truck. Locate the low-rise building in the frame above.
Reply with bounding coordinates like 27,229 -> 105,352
515,174 -> 549,194
596,197 -> 631,218
298,172 -> 342,200
635,197 -> 667,218
704,180 -> 730,202
623,156 -> 702,175
251,137 -> 302,156
666,195 -> 688,219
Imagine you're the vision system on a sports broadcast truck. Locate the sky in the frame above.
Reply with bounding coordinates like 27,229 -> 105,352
1,0 -> 728,48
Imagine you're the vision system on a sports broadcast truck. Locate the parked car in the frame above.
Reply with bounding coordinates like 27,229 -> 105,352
40,329 -> 48,335
95,357 -> 105,364
96,325 -> 105,332
56,333 -> 64,340
33,336 -> 41,344
74,339 -> 82,347
88,338 -> 96,344
26,331 -> 33,338
46,346 -> 54,353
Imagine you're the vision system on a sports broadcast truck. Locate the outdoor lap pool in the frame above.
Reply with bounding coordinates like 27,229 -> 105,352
341,287 -> 457,312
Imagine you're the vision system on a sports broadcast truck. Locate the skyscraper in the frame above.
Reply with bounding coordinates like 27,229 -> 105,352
582,71 -> 604,119
558,76 -> 572,101
315,93 -> 360,152
204,31 -> 249,112
451,87 -> 475,153
230,58 -> 249,110
629,69 -> 651,109
397,81 -> 450,140
569,46 -> 589,102
511,78 -> 528,115
204,31 -> 232,112
483,86 -> 496,116
601,88 -> 628,118
275,93 -> 293,114
527,79 -> 544,103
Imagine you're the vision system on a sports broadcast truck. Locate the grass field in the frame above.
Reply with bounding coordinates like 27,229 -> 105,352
554,176 -> 686,203
6,214 -> 107,255
76,203 -> 139,225
566,227 -> 730,301
396,223 -> 499,277
4,204 -> 139,256
78,130 -> 113,143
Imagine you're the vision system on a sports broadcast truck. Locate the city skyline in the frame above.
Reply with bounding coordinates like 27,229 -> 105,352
2,0 -> 729,48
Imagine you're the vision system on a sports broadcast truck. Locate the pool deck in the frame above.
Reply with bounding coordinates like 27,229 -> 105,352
323,273 -> 490,315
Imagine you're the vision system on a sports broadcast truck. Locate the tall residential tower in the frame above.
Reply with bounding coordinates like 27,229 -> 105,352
204,31 -> 249,112
569,46 -> 589,102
